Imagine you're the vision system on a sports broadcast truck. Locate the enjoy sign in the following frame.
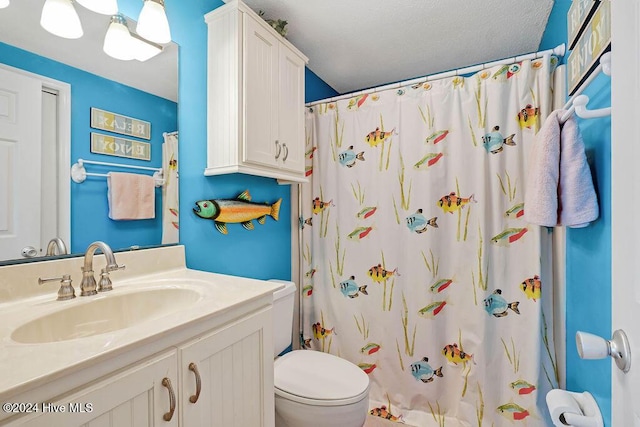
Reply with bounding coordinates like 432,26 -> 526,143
91,133 -> 151,161
567,0 -> 611,96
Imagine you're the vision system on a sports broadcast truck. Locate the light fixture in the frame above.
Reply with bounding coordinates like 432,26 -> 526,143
76,0 -> 117,15
40,0 -> 83,39
136,0 -> 171,44
130,33 -> 163,62
0,0 -> 10,9
104,14 -> 164,62
103,14 -> 135,61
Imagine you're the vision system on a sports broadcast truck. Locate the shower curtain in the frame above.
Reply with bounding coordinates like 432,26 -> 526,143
300,57 -> 559,426
162,131 -> 179,244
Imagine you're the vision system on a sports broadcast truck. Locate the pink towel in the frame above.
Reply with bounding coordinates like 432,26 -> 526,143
107,172 -> 156,220
524,109 -> 598,228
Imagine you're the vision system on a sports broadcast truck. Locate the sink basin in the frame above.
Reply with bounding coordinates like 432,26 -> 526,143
11,288 -> 202,344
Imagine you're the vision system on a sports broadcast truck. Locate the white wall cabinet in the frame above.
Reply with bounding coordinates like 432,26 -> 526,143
4,308 -> 274,427
205,0 -> 308,182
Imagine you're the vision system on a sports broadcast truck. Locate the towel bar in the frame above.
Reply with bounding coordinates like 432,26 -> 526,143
572,95 -> 611,120
71,159 -> 165,187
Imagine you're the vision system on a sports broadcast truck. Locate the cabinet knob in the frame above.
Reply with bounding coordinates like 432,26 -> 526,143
161,377 -> 176,421
188,362 -> 202,404
282,143 -> 289,161
275,140 -> 282,159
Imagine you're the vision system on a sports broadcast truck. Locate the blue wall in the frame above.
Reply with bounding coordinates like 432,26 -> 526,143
540,1 -> 612,424
305,67 -> 339,103
0,42 -> 178,254
117,0 -> 337,281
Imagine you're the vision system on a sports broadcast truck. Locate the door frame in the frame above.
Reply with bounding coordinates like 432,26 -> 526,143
611,0 -> 637,425
0,63 -> 71,250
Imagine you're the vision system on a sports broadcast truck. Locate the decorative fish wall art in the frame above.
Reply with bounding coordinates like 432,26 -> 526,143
193,190 -> 282,234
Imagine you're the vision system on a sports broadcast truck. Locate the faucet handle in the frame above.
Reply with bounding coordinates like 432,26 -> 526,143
98,264 -> 125,292
98,269 -> 112,292
39,274 -> 75,301
106,263 -> 126,273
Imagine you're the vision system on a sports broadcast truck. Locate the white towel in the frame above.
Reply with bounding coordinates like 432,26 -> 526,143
107,172 -> 156,220
524,109 -> 599,228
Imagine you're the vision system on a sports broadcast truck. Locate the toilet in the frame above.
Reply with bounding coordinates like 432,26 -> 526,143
270,280 -> 370,427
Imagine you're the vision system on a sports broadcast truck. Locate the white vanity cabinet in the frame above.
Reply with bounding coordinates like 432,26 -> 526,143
3,307 -> 274,427
6,351 -> 179,427
179,306 -> 274,426
204,0 -> 308,182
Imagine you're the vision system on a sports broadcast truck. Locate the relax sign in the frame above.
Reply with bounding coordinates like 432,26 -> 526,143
90,108 -> 151,140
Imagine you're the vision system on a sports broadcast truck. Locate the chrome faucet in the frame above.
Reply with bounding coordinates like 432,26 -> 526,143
80,241 -> 125,296
46,237 -> 68,256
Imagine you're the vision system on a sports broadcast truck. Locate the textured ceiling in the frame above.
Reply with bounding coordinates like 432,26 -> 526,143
241,0 -> 555,94
0,0 -> 178,101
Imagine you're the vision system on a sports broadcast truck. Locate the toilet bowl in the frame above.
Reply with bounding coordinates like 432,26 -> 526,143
269,281 -> 370,427
274,350 -> 370,427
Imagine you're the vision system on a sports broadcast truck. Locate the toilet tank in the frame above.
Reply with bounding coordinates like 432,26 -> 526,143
268,280 -> 296,357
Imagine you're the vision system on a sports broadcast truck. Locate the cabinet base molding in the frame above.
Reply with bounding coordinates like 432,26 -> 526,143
204,165 -> 308,183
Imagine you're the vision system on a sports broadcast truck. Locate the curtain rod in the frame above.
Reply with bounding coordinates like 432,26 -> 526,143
306,43 -> 566,107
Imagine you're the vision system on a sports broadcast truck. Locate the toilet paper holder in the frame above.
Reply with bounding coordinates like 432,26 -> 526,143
576,329 -> 631,373
546,389 -> 603,427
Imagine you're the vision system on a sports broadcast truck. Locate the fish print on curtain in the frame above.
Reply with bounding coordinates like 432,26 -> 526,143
300,57 -> 559,426
162,132 -> 179,244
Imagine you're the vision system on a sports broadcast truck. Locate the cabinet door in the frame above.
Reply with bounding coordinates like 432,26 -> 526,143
5,351 -> 179,427
278,44 -> 306,173
180,307 -> 274,427
243,14 -> 280,169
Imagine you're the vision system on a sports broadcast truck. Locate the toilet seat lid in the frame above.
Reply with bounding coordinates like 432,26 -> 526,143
274,350 -> 370,404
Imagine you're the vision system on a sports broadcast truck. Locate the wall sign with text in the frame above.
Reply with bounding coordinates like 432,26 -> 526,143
567,0 -> 600,50
567,0 -> 610,96
90,132 -> 151,161
90,107 -> 151,140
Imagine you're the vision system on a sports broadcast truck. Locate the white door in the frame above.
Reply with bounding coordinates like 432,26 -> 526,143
278,43 -> 306,174
612,0 -> 640,425
0,67 -> 42,260
243,13 -> 279,168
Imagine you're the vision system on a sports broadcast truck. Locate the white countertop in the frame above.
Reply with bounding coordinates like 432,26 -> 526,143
0,247 -> 282,401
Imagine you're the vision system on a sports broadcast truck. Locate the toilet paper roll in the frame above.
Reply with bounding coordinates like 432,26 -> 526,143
546,389 -> 583,427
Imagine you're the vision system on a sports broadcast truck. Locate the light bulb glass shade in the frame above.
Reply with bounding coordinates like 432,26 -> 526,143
76,0 -> 117,15
136,0 -> 171,44
0,0 -> 10,9
103,14 -> 135,61
40,0 -> 83,39
130,33 -> 162,61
